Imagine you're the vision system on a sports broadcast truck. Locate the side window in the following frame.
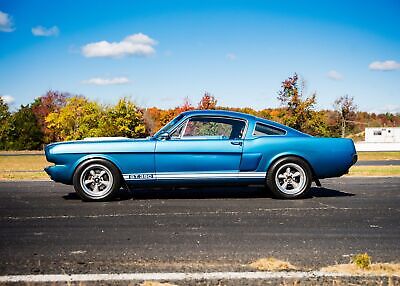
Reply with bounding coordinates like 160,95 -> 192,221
253,123 -> 285,136
182,117 -> 246,139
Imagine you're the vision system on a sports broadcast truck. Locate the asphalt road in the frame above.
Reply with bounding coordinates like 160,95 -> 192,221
0,177 -> 399,276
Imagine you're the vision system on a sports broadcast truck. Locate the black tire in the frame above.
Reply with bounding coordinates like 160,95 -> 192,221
266,156 -> 312,199
73,158 -> 122,201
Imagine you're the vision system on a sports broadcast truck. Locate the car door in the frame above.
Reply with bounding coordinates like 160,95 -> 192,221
155,116 -> 246,181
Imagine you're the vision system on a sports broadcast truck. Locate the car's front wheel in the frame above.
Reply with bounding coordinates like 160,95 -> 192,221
73,159 -> 121,201
266,156 -> 312,199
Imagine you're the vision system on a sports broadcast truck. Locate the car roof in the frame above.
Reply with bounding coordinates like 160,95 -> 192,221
180,109 -> 308,137
181,109 -> 256,121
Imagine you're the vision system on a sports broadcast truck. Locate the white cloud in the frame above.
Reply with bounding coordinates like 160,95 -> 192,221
369,104 -> 400,114
226,53 -> 237,61
32,25 -> 59,37
327,70 -> 343,80
82,77 -> 130,85
369,60 -> 400,71
0,95 -> 15,104
0,11 -> 14,32
82,33 -> 157,58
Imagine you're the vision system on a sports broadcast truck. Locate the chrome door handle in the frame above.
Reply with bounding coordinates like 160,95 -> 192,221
230,141 -> 242,146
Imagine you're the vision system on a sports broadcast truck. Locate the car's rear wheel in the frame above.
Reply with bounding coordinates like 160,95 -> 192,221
73,159 -> 121,201
266,156 -> 312,199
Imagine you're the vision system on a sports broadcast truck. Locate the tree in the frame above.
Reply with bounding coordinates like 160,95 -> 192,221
32,90 -> 68,143
99,98 -> 148,138
5,105 -> 43,150
143,107 -> 163,135
198,92 -> 217,110
334,95 -> 357,137
46,96 -> 103,141
277,73 -> 328,136
178,97 -> 194,112
0,97 -> 11,149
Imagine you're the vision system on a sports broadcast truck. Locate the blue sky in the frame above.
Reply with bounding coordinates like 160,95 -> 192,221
0,0 -> 399,113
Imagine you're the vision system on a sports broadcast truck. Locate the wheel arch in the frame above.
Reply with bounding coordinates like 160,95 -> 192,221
71,155 -> 124,183
266,153 -> 317,181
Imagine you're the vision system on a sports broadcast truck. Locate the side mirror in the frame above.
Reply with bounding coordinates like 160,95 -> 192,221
158,132 -> 170,140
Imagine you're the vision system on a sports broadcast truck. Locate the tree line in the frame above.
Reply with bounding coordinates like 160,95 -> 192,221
0,73 -> 399,150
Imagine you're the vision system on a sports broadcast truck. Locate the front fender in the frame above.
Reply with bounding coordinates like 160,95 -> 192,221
46,154 -> 123,185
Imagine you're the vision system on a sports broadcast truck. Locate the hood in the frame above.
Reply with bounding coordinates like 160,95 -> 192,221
44,137 -> 152,158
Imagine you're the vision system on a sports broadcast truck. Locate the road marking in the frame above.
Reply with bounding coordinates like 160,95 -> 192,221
0,271 -> 393,283
4,207 -> 390,221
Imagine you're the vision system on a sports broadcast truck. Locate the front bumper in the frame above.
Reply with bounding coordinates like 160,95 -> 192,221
44,165 -> 72,184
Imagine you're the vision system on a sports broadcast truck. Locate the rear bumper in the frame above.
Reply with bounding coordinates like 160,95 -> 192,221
352,153 -> 358,165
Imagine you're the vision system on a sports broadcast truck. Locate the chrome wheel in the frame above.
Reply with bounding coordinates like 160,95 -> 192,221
79,164 -> 114,198
274,163 -> 306,195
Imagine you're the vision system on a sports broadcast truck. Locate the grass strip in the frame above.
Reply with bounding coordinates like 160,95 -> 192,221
348,165 -> 400,176
0,155 -> 48,171
0,171 -> 48,181
357,151 -> 400,161
320,263 -> 400,276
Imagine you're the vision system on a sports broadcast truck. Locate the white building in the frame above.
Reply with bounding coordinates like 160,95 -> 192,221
365,127 -> 400,143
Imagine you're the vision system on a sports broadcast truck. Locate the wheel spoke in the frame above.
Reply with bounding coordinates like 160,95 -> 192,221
291,181 -> 299,188
99,170 -> 106,178
101,181 -> 110,187
278,174 -> 286,179
286,167 -> 291,174
90,170 -> 96,176
84,179 -> 93,185
292,172 -> 301,177
281,181 -> 288,189
92,184 -> 99,192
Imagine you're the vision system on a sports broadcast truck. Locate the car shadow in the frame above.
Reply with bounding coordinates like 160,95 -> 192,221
63,185 -> 354,201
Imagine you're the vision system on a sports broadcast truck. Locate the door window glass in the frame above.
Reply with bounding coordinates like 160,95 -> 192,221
182,117 -> 245,139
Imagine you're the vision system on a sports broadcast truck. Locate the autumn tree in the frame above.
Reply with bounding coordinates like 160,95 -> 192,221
334,95 -> 357,137
178,97 -> 195,112
46,96 -> 103,141
145,98 -> 195,135
99,98 -> 148,138
277,73 -> 328,136
144,107 -> 163,135
198,92 -> 217,110
32,90 -> 68,143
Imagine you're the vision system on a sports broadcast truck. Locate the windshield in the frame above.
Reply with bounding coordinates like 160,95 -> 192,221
154,114 -> 185,137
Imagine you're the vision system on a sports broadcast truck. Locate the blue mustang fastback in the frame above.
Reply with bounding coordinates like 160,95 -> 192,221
44,110 -> 357,201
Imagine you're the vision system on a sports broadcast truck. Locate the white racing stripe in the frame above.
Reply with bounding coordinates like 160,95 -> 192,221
123,172 -> 266,181
0,271 -> 383,283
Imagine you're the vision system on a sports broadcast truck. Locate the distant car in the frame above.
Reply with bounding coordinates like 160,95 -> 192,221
44,110 -> 357,201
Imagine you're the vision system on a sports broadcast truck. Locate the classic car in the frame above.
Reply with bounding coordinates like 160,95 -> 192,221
44,110 -> 357,201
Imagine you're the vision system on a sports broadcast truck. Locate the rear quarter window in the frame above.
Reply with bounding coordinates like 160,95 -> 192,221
253,123 -> 286,136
